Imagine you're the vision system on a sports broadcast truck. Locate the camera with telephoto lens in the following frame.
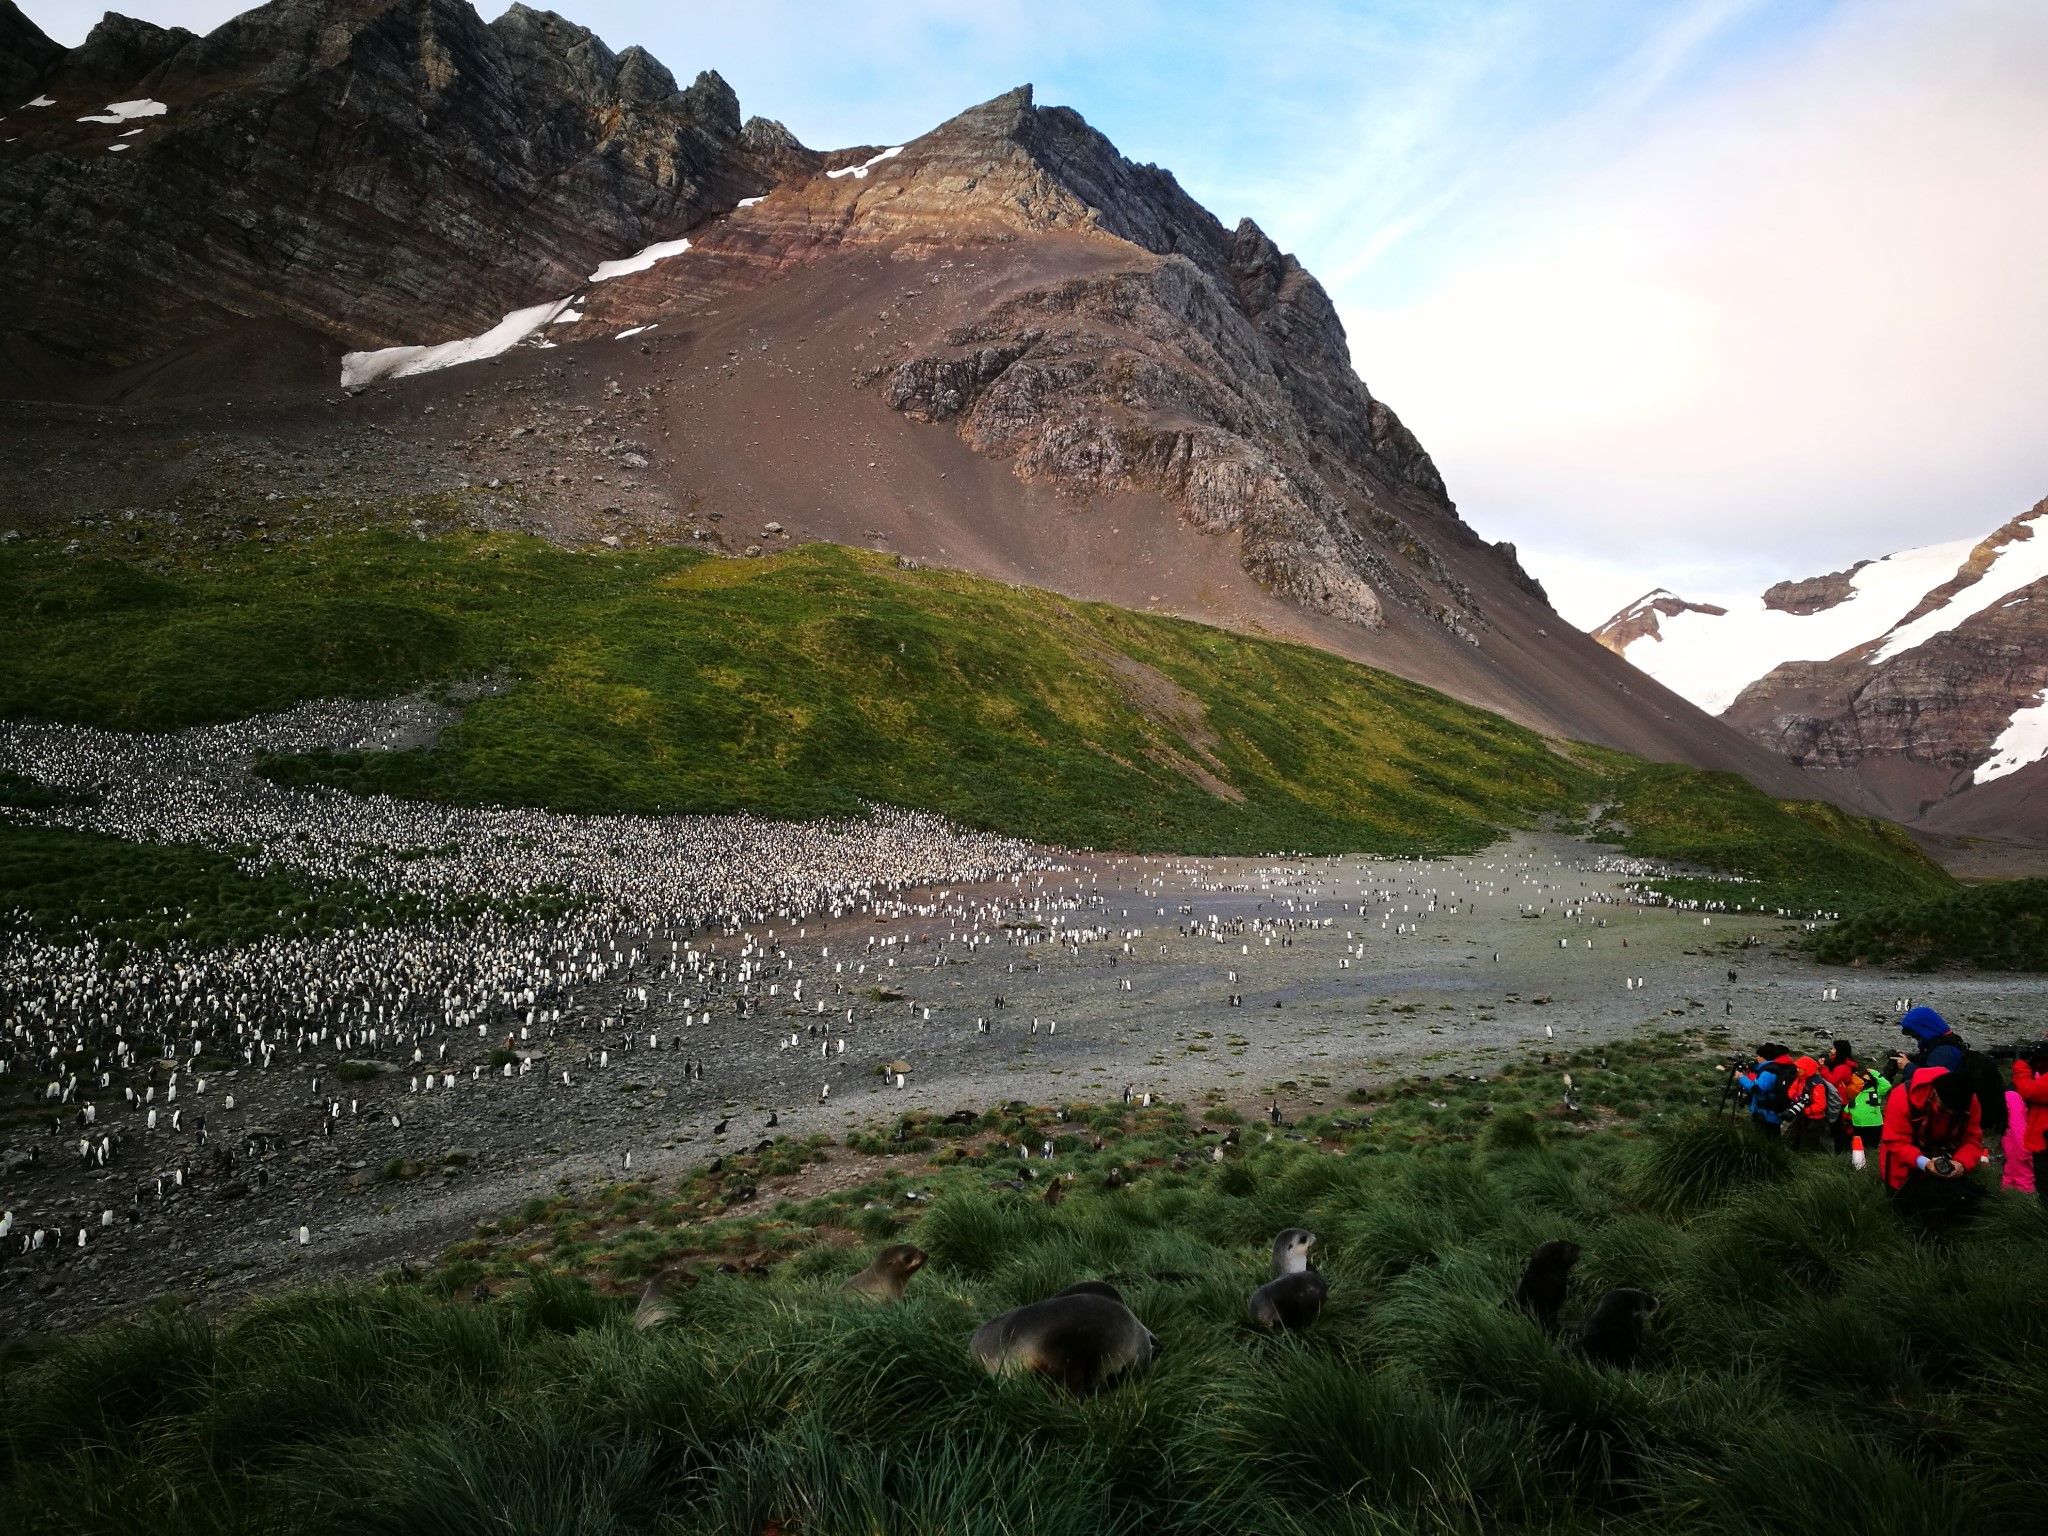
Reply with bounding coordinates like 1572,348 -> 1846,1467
1926,1155 -> 1959,1178
1984,1040 -> 2048,1070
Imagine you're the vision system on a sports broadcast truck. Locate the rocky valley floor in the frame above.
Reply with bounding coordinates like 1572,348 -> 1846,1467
8,813 -> 2044,1336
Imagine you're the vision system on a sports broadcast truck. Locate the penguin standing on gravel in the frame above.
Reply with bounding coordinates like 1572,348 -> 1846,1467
1247,1228 -> 1326,1330
970,1280 -> 1156,1394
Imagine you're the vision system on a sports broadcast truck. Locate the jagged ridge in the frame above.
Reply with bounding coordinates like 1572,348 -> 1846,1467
0,0 -> 811,381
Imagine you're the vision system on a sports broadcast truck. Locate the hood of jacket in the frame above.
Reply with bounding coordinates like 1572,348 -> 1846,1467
1899,1006 -> 1951,1047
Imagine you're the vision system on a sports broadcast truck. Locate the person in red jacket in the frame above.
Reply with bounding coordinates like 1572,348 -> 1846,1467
1882,1065 -> 1986,1224
2013,1045 -> 2048,1210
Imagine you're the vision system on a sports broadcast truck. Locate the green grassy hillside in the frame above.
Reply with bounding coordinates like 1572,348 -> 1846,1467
2,1035 -> 2039,1536
0,522 -> 1952,925
1,528 -> 1603,854
1813,877 -> 2048,970
1592,763 -> 1955,917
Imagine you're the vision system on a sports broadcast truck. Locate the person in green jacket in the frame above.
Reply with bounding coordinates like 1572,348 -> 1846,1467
1847,1050 -> 1899,1161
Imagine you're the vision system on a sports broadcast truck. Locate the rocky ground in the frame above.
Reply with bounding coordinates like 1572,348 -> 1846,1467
9,828 -> 2045,1336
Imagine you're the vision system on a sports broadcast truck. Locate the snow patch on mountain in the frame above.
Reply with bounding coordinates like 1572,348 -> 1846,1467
1977,688 -> 2048,784
1870,523 -> 2048,662
341,234 -> 697,387
1594,537 -> 1979,713
588,238 -> 690,283
826,146 -> 902,180
340,297 -> 578,388
76,99 -> 166,124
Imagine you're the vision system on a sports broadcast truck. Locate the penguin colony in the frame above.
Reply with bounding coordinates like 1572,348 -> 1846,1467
2,697 -> 1758,1329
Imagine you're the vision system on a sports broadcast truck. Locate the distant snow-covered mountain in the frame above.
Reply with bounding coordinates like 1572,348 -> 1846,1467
1592,498 -> 2048,837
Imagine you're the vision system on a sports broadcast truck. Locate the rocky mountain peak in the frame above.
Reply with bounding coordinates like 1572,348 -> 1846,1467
0,0 -> 809,388
1590,590 -> 1729,654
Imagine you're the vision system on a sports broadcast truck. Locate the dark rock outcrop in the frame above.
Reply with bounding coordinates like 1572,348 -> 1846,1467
1762,565 -> 1864,615
1590,590 -> 1729,654
0,0 -> 815,380
0,1 -> 63,102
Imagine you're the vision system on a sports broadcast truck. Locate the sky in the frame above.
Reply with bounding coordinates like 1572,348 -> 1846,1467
23,0 -> 2048,626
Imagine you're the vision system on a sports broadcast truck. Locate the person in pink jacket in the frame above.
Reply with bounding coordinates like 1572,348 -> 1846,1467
2003,1090 -> 2035,1194
2013,1047 -> 2048,1206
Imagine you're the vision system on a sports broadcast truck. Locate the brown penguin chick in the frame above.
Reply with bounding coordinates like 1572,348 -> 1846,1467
1247,1228 -> 1327,1330
970,1290 -> 1156,1394
841,1243 -> 929,1301
1043,1175 -> 1069,1208
1569,1287 -> 1660,1369
1511,1239 -> 1582,1333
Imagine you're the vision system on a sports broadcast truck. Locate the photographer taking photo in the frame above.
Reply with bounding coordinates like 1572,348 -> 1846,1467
1881,1060 -> 1986,1225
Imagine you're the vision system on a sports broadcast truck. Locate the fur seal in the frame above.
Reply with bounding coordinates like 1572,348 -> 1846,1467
1512,1239 -> 1582,1332
1247,1228 -> 1327,1330
1053,1279 -> 1124,1301
1570,1287 -> 1660,1368
970,1288 -> 1156,1394
842,1243 -> 928,1301
633,1275 -> 675,1331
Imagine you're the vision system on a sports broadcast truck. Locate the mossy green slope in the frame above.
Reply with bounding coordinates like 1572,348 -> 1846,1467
0,529 -> 1953,910
1592,761 -> 1953,916
1,532 -> 1602,854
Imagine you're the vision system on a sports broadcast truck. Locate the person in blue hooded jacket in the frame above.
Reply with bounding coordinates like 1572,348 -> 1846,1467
1736,1043 -> 1798,1134
1898,1006 -> 2008,1144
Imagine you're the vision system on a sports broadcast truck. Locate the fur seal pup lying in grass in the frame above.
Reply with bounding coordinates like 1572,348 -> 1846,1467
1570,1287 -> 1660,1368
1247,1228 -> 1326,1330
970,1280 -> 1156,1393
633,1276 -> 675,1331
842,1243 -> 928,1300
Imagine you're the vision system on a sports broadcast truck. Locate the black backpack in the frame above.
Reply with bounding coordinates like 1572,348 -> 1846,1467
1958,1049 -> 2008,1137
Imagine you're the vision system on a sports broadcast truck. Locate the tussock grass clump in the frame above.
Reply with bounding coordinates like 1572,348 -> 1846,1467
5,1059 -> 2039,1536
1813,877 -> 2048,970
1629,1114 -> 1794,1216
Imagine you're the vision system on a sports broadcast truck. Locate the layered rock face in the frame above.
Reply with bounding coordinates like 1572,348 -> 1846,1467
0,0 -> 809,381
1595,499 -> 2048,837
1722,503 -> 2048,814
560,85 -> 1535,637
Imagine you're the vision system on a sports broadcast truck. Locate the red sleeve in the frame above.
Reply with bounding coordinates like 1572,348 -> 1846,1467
1882,1081 -> 1920,1161
2016,1059 -> 2048,1107
1955,1098 -> 1986,1170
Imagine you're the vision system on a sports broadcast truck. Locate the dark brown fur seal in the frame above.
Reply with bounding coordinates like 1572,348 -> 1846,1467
970,1289 -> 1156,1393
